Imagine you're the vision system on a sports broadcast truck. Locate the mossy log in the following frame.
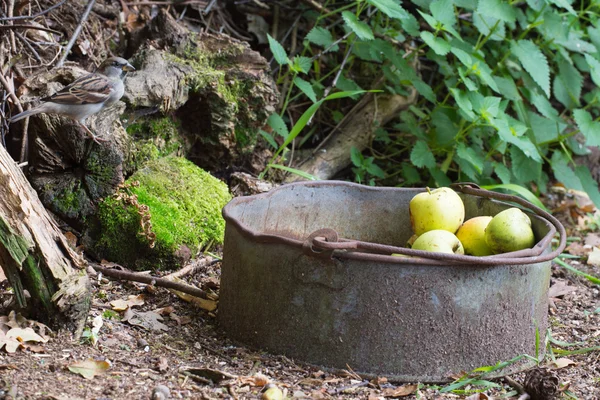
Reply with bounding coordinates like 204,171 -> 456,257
10,66 -> 129,229
0,144 -> 91,334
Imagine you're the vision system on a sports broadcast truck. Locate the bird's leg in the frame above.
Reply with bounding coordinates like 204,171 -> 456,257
76,120 -> 107,144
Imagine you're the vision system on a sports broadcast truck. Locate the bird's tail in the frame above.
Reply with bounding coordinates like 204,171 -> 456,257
8,108 -> 42,123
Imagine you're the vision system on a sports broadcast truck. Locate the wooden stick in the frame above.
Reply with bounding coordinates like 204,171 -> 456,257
0,25 -> 62,35
0,73 -> 24,114
0,0 -> 66,21
163,256 -> 218,280
56,0 -> 96,67
92,263 -> 212,300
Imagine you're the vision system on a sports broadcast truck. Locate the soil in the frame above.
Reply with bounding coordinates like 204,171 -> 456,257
1,211 -> 600,400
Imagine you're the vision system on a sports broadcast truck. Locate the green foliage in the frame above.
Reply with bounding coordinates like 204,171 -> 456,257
262,0 -> 600,206
93,156 -> 231,270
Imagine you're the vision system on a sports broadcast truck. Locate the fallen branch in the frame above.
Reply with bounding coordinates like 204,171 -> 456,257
0,0 -> 67,22
0,25 -> 62,35
92,263 -> 212,300
163,256 -> 218,280
56,0 -> 96,67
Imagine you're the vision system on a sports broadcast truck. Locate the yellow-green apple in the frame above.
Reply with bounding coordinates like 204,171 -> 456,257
485,208 -> 535,254
409,187 -> 465,235
456,216 -> 494,256
411,230 -> 465,254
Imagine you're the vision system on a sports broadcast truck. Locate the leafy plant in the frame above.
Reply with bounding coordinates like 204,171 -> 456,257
262,0 -> 600,206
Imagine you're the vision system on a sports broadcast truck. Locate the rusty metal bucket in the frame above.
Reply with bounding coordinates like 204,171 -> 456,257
219,181 -> 566,383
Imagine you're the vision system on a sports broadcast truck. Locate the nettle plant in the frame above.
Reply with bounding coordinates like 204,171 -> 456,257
265,0 -> 600,205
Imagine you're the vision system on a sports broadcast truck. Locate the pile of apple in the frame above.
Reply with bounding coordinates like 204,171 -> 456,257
406,187 -> 535,256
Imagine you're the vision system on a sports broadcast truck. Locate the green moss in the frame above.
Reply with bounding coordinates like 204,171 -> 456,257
94,156 -> 231,270
125,117 -> 184,174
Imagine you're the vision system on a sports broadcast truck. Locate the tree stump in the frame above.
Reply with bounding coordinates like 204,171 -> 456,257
0,144 -> 91,334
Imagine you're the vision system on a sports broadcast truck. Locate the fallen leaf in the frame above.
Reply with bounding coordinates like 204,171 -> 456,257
23,343 -> 45,353
110,294 -> 145,311
585,233 -> 600,247
68,359 -> 110,379
156,356 -> 169,372
548,280 -> 577,298
63,231 -> 78,249
239,373 -> 270,387
169,313 -> 191,326
465,393 -> 489,400
382,384 -> 418,398
122,309 -> 168,332
565,241 -> 588,257
297,377 -> 323,386
587,247 -> 600,267
552,357 -> 576,369
156,306 -> 175,315
6,327 -> 48,343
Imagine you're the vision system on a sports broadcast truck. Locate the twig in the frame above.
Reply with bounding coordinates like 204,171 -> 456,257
504,375 -> 531,399
163,257 -> 217,280
56,0 -> 97,67
300,0 -> 332,14
309,31 -> 352,62
19,104 -> 30,162
14,30 -> 42,62
8,0 -> 17,51
92,264 -> 212,300
0,0 -> 66,21
0,72 -> 24,114
0,25 -> 62,35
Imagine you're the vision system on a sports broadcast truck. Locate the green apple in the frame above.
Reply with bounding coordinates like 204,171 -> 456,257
485,208 -> 535,254
409,187 -> 465,235
411,230 -> 465,254
456,216 -> 494,256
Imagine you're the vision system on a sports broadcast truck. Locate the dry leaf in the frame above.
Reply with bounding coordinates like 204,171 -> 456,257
169,313 -> 191,326
297,378 -> 323,386
122,309 -> 168,332
0,268 -> 5,282
63,231 -> 78,249
6,327 -> 48,343
68,359 -> 110,379
156,306 -> 175,315
548,280 -> 577,299
239,373 -> 270,387
565,241 -> 588,257
0,330 -> 21,353
552,357 -> 576,369
465,393 -> 489,400
110,294 -> 145,311
585,233 -> 600,247
156,356 -> 169,372
587,247 -> 600,267
382,384 -> 418,398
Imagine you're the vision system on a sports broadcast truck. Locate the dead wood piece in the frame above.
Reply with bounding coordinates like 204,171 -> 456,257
92,263 -> 212,300
0,143 -> 91,335
288,89 -> 417,181
163,256 -> 217,280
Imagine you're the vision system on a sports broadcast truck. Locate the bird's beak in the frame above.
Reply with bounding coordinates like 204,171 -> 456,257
122,63 -> 135,72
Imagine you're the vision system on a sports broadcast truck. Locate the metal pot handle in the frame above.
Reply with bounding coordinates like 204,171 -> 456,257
307,183 -> 567,266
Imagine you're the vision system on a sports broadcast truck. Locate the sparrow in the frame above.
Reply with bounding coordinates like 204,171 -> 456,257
9,56 -> 135,144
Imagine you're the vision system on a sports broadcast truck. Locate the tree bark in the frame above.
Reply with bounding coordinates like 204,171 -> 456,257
0,144 -> 90,335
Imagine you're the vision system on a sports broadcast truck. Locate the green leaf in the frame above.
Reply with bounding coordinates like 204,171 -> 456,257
477,0 -> 516,23
450,88 -> 475,120
511,146 -> 541,183
551,151 -> 583,191
528,111 -> 564,144
306,26 -> 338,51
511,40 -> 550,98
481,184 -> 547,211
553,57 -> 582,109
585,54 -> 600,87
350,146 -> 363,167
410,140 -> 436,168
456,142 -> 483,174
402,163 -> 421,184
293,76 -> 317,103
267,34 -> 289,65
573,109 -> 600,147
494,76 -> 520,101
430,0 -> 456,27
428,166 -> 452,187
493,162 -> 511,184
259,129 -> 278,149
530,90 -> 560,121
366,0 -> 408,19
575,166 -> 600,209
292,56 -> 312,74
548,0 -> 577,15
366,160 -> 386,178
266,164 -> 318,181
473,12 -> 505,41
267,113 -> 289,138
335,75 -> 363,98
420,31 -> 451,55
411,78 -> 436,103
342,11 -> 374,41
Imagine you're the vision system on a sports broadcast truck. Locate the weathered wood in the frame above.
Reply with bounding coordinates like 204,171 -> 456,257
290,89 -> 418,181
0,144 -> 90,335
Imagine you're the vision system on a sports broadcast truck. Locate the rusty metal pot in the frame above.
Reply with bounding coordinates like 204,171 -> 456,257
219,182 -> 566,382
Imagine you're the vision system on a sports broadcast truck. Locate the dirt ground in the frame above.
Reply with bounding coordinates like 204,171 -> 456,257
1,203 -> 600,400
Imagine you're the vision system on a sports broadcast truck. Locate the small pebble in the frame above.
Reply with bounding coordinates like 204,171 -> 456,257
137,338 -> 149,348
151,384 -> 171,400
